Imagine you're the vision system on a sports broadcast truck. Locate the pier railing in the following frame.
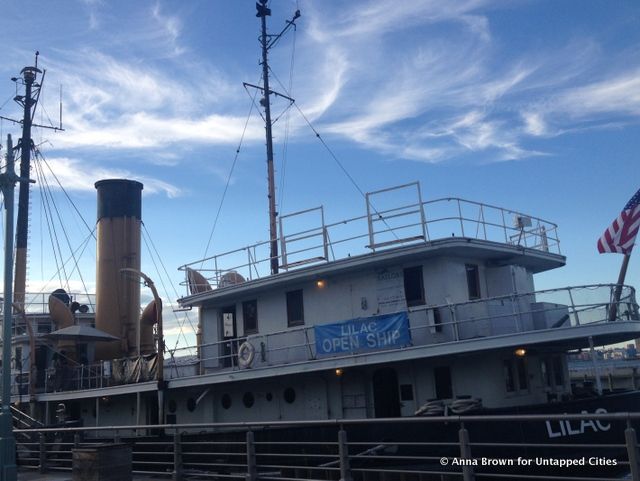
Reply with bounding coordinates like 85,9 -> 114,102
14,411 -> 640,480
179,183 -> 560,293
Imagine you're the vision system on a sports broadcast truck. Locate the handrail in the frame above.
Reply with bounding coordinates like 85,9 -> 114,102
18,283 -> 635,395
178,195 -> 561,294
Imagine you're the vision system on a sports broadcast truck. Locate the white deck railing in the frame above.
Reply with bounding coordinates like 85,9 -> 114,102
17,284 -> 637,396
179,184 -> 560,294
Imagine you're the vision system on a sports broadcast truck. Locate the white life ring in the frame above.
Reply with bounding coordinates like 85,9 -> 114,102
237,341 -> 256,369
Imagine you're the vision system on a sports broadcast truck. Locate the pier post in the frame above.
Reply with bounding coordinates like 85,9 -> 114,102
74,432 -> 83,448
38,433 -> 46,474
172,430 -> 182,481
338,427 -> 352,481
625,423 -> 640,480
246,430 -> 257,481
458,423 -> 475,481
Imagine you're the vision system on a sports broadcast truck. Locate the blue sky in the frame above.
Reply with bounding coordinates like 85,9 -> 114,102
0,0 -> 638,348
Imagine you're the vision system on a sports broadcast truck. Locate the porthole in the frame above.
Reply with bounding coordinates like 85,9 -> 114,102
168,400 -> 177,413
221,393 -> 232,410
266,392 -> 273,402
284,387 -> 296,404
187,398 -> 196,412
243,392 -> 255,408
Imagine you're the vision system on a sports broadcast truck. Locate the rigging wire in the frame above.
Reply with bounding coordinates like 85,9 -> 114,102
201,81 -> 261,263
34,158 -> 65,289
34,150 -> 94,299
278,18 -> 297,214
141,225 -> 196,352
268,67 -> 400,241
38,154 -> 96,239
22,229 -> 95,311
0,93 -> 15,111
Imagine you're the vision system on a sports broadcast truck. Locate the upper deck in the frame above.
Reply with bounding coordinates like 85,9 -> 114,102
179,182 -> 563,305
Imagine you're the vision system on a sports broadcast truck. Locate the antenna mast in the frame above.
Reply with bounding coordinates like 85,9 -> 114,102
255,0 -> 300,275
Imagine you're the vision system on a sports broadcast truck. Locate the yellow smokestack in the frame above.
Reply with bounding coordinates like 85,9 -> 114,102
94,179 -> 143,360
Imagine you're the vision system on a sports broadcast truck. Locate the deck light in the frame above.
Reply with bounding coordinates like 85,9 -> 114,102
316,279 -> 326,289
514,348 -> 527,357
335,368 -> 343,376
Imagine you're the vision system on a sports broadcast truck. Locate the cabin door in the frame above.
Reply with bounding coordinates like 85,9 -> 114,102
372,367 -> 401,418
221,305 -> 237,368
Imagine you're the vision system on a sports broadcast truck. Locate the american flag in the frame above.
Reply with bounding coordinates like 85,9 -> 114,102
597,188 -> 640,255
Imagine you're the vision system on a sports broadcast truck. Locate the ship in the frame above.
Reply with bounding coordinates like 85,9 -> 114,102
3,2 -> 640,479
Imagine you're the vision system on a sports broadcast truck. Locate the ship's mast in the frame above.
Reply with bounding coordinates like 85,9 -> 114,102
255,0 -> 300,275
0,52 -> 63,307
14,60 -> 41,308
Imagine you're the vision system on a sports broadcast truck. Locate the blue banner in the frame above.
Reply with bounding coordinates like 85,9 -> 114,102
314,312 -> 411,357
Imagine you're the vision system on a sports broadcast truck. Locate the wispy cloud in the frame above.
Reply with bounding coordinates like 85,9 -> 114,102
43,156 -> 182,197
151,2 -> 186,57
292,0 -> 640,163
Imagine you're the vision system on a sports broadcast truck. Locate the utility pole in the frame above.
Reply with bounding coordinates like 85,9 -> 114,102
254,1 -> 300,275
0,134 -> 34,481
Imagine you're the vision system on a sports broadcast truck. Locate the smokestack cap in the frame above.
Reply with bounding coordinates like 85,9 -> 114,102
95,179 -> 144,221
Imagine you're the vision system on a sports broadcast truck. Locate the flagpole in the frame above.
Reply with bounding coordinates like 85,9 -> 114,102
608,253 -> 631,322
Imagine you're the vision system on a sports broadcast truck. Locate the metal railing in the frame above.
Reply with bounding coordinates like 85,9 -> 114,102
14,412 -> 640,480
186,283 -> 638,375
179,186 -> 560,294
12,284 -> 637,395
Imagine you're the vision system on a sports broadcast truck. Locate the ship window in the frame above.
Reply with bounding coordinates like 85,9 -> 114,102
516,358 -> 528,390
187,398 -> 196,412
400,384 -> 414,401
286,290 -> 304,327
284,387 -> 296,404
221,394 -> 232,410
541,359 -> 551,388
503,360 -> 515,392
434,366 -> 453,399
168,400 -> 177,414
243,392 -> 255,408
403,266 -> 425,307
433,308 -> 442,333
552,356 -> 564,386
266,392 -> 273,402
505,358 -> 529,392
14,347 -> 22,370
243,300 -> 258,334
465,264 -> 481,300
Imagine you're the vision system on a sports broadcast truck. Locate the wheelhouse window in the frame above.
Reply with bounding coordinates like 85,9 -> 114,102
286,289 -> 304,327
465,264 -> 481,300
403,266 -> 425,307
504,358 -> 529,393
503,360 -> 515,392
552,356 -> 564,386
242,300 -> 258,334
542,356 -> 564,388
